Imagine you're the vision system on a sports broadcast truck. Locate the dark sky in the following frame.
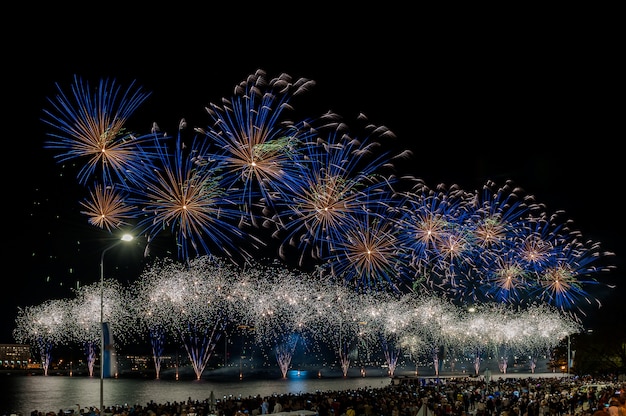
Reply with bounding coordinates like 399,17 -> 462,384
2,9 -> 623,342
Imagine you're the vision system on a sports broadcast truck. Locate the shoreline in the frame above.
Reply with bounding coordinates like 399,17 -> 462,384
0,366 -> 574,380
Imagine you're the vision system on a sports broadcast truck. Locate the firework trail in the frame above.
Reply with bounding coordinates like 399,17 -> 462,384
13,299 -> 71,376
14,258 -> 588,377
67,280 -> 134,376
308,281 -> 365,377
234,260 -> 319,378
131,256 -> 244,380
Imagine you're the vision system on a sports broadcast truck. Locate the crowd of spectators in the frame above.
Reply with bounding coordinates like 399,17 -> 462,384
27,375 -> 625,416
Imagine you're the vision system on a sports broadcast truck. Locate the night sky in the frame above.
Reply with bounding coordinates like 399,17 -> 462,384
3,9 -> 623,343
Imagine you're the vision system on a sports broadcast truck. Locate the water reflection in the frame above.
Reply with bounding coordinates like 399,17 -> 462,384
1,374 -> 393,416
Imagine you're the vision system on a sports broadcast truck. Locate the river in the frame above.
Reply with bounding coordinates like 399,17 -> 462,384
0,370 -> 394,415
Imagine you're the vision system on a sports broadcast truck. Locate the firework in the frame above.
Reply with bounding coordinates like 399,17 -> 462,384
467,180 -> 533,249
13,258 -> 588,377
325,196 -> 405,292
34,70 -> 618,375
481,251 -> 530,304
42,75 -> 153,186
194,69 -> 318,226
13,299 -> 71,376
272,114 -> 402,268
361,292 -> 414,377
395,182 -> 474,294
233,260 -> 320,378
308,281 -> 365,376
66,279 -> 134,376
128,258 -> 179,379
410,295 -> 461,376
456,302 -> 582,374
462,180 -> 532,303
511,303 -> 581,373
532,235 -> 614,316
506,210 -> 616,316
130,255 -> 244,380
79,183 -> 137,231
127,125 -> 264,263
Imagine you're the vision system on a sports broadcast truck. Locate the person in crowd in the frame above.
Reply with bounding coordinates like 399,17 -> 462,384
271,399 -> 282,414
608,398 -> 621,416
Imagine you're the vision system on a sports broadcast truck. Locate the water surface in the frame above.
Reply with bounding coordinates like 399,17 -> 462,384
1,373 -> 393,415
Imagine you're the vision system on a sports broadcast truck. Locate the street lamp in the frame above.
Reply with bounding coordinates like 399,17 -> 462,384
100,233 -> 133,412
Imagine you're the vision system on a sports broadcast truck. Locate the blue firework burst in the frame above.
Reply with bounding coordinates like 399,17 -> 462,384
42,75 -> 153,186
127,124 -> 262,263
194,69 -> 318,226
271,115 -> 401,267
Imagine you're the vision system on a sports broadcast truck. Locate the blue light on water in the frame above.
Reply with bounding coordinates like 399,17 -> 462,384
287,369 -> 309,378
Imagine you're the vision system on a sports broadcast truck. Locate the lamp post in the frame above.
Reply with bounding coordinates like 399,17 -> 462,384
100,233 -> 133,412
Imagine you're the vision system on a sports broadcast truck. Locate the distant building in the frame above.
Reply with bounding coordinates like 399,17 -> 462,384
117,354 -> 181,374
117,354 -> 152,373
0,344 -> 31,369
